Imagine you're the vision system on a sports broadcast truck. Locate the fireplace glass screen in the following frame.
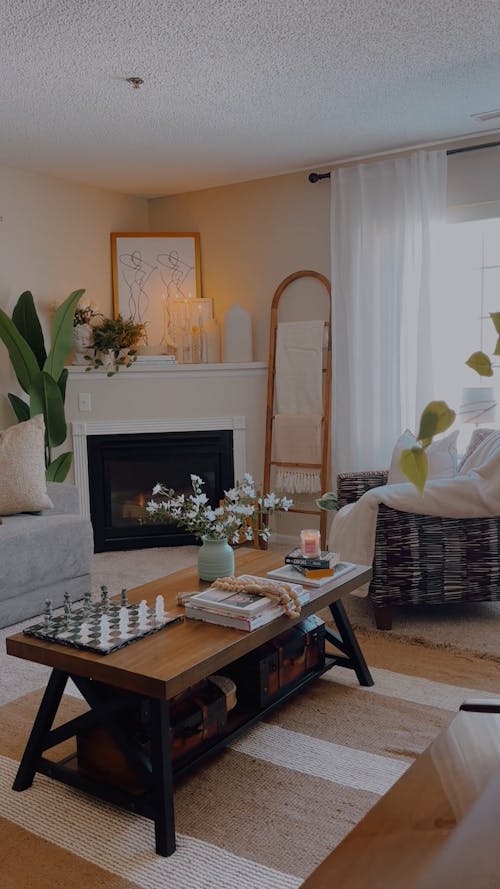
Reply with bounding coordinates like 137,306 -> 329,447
87,430 -> 234,552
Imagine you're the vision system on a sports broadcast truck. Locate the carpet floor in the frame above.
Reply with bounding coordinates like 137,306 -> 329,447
1,547 -> 499,888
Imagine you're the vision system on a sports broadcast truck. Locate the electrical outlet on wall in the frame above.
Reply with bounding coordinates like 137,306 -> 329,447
78,393 -> 91,412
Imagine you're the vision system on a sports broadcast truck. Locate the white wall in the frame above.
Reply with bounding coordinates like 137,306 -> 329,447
0,164 -> 148,428
447,146 -> 500,219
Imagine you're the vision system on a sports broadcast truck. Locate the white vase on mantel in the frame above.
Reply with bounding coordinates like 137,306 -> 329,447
222,304 -> 253,363
72,323 -> 94,365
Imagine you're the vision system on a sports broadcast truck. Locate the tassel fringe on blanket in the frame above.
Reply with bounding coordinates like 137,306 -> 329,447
275,468 -> 321,494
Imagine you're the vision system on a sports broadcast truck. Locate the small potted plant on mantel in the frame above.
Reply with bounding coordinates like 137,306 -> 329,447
85,314 -> 146,376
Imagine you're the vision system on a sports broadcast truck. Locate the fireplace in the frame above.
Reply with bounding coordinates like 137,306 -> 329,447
87,429 -> 234,552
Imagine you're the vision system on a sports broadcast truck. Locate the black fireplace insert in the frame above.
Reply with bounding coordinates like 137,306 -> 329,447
87,430 -> 234,552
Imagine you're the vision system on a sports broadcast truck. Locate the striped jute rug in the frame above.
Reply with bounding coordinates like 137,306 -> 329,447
1,629 -> 498,889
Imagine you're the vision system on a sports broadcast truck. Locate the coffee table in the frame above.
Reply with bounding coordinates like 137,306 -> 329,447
300,701 -> 500,888
6,548 -> 372,856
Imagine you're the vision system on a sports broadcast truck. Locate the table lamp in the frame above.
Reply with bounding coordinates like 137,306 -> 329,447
458,387 -> 497,425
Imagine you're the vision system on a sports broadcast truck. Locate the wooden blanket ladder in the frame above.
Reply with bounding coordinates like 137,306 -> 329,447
263,270 -> 332,548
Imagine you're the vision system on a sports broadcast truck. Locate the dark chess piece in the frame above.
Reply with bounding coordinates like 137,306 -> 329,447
120,588 -> 128,607
44,599 -> 52,629
83,590 -> 92,617
63,592 -> 72,618
100,585 -> 109,612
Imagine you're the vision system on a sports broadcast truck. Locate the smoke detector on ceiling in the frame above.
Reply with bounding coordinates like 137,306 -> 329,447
470,109 -> 500,123
126,76 -> 144,89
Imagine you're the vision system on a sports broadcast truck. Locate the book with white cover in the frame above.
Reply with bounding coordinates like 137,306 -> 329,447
266,561 -> 358,587
189,574 -> 304,617
185,586 -> 309,630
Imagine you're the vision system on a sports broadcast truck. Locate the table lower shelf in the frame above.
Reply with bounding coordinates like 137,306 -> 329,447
11,599 -> 373,856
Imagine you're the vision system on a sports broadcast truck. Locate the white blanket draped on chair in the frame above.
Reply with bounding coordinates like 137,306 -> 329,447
329,432 -> 500,595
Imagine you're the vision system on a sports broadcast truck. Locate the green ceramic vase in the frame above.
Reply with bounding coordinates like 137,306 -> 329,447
198,536 -> 235,582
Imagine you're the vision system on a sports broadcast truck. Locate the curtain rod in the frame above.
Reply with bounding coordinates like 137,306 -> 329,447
308,139 -> 500,182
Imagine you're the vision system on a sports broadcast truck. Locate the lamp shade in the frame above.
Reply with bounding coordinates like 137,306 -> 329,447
458,387 -> 497,425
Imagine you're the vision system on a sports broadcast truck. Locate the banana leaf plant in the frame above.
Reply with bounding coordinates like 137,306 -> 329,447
0,289 -> 85,481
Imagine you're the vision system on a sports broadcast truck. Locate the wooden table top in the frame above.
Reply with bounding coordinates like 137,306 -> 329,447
6,549 -> 371,700
301,708 -> 500,889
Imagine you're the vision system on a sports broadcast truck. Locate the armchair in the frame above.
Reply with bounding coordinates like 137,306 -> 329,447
336,470 -> 500,630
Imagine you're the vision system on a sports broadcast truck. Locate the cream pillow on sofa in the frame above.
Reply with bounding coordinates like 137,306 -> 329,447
0,415 -> 53,514
388,428 -> 459,484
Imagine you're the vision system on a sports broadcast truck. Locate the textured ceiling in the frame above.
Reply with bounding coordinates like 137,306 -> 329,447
1,0 -> 500,197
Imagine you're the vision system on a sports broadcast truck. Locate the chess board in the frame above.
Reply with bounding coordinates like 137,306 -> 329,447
23,593 -> 184,655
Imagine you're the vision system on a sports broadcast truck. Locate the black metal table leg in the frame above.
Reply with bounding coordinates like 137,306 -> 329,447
328,600 -> 374,687
13,669 -> 68,790
149,698 -> 176,856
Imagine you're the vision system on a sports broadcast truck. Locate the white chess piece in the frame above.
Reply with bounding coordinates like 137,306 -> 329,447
119,606 -> 129,637
99,614 -> 110,647
155,594 -> 165,621
138,600 -> 148,630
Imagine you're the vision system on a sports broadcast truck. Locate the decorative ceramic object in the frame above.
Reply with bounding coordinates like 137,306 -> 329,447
222,304 -> 252,363
72,323 -> 94,365
197,536 -> 235,582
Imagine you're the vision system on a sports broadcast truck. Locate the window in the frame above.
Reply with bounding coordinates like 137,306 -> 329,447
431,216 -> 500,415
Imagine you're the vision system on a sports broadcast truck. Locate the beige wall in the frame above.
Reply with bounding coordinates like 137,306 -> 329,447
149,170 -> 331,362
0,164 -> 148,428
3,145 -> 500,437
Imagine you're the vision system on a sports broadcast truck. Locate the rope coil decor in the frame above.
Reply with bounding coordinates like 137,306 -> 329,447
214,576 -> 302,618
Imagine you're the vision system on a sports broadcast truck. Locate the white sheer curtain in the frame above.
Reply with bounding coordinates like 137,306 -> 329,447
331,149 -> 447,476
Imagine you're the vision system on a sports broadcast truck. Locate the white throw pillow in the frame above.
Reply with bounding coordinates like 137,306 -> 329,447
459,429 -> 500,475
458,427 -> 497,471
387,428 -> 459,484
0,415 -> 53,515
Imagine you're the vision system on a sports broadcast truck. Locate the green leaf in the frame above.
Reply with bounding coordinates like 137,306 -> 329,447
400,446 -> 428,493
43,288 -> 85,382
46,452 -> 72,482
0,308 -> 40,393
493,336 -> 500,358
8,393 -> 30,422
465,351 -> 493,377
315,492 -> 339,511
29,371 -> 67,447
12,290 -> 47,369
417,401 -> 456,443
58,367 -> 68,403
490,312 -> 500,335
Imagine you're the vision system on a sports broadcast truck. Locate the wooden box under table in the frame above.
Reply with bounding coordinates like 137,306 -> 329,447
77,616 -> 326,787
77,679 -> 228,787
223,615 -> 326,708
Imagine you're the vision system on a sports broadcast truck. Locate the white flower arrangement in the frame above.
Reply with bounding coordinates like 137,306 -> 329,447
146,473 -> 292,544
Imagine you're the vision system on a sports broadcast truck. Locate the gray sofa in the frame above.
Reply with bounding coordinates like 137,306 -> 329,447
0,482 -> 94,628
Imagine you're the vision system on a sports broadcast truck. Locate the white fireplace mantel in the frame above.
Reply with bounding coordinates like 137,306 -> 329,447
66,361 -> 266,381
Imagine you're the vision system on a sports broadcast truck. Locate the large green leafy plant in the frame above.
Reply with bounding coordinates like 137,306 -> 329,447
0,289 -> 84,481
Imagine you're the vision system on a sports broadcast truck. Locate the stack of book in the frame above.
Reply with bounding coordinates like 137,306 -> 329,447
135,354 -> 177,365
183,574 -> 309,631
267,549 -> 356,587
